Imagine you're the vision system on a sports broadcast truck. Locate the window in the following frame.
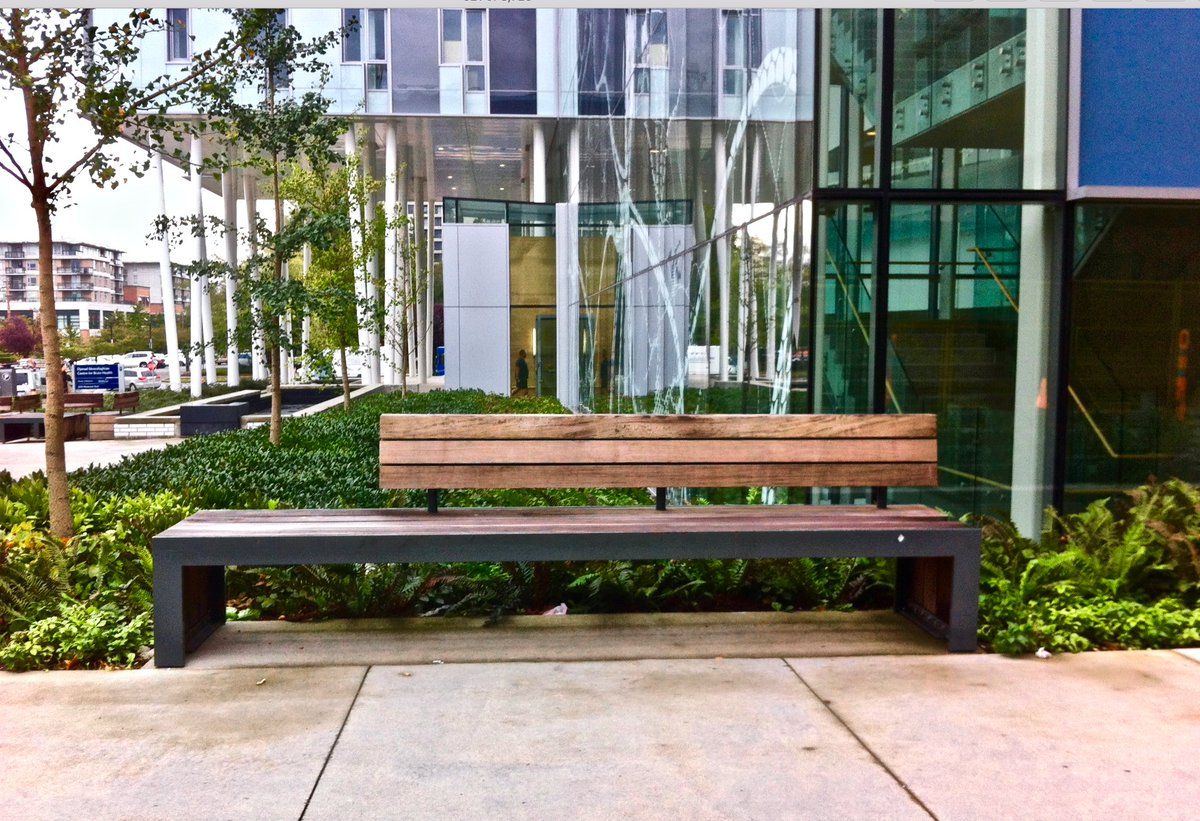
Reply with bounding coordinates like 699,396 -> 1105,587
721,10 -> 761,97
269,10 -> 291,90
342,9 -> 361,62
166,8 -> 190,62
442,9 -> 486,93
632,10 -> 668,95
343,8 -> 388,91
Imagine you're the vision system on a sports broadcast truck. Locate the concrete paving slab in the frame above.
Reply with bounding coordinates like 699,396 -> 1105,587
179,611 -> 944,669
0,666 -> 365,820
2,437 -> 182,479
788,651 -> 1200,820
304,658 -> 930,821
1176,647 -> 1200,664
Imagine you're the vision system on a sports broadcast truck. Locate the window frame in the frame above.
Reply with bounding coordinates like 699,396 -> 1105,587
166,7 -> 191,63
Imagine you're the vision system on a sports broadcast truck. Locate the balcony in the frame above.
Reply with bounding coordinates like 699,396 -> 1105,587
892,31 -> 1026,150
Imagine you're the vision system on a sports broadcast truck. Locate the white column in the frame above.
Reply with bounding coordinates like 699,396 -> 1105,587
154,152 -> 183,392
425,194 -> 436,381
188,137 -> 205,397
1010,9 -> 1063,538
413,175 -> 427,384
346,129 -> 371,375
567,121 -> 581,204
222,170 -> 240,387
243,174 -> 265,381
383,123 -> 400,384
531,122 -> 547,203
714,124 -> 731,381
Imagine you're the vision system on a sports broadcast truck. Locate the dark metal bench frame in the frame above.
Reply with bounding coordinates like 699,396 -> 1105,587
152,413 -> 981,667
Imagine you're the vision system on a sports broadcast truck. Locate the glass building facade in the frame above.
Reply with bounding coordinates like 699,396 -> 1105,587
132,7 -> 1200,534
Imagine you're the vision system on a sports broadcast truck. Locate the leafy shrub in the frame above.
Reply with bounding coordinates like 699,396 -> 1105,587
0,603 -> 152,671
0,490 -> 191,671
978,478 -> 1200,653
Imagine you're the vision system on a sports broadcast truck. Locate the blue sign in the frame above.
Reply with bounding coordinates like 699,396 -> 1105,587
1078,11 -> 1200,192
74,363 -> 120,391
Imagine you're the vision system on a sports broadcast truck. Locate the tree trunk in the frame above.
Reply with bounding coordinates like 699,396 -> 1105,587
339,339 -> 351,410
34,198 -> 72,538
270,344 -> 282,443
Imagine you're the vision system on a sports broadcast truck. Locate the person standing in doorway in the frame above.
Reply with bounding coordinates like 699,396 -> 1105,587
514,349 -> 530,396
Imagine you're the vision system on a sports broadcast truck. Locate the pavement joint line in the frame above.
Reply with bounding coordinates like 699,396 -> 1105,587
299,664 -> 371,820
1174,649 -> 1200,667
781,658 -> 938,821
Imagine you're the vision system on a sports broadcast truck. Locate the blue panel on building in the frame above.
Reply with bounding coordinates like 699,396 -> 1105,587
1079,10 -> 1200,190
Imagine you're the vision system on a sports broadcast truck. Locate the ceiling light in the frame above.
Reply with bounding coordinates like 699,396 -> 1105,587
498,187 -> 505,191
447,175 -> 453,180
499,163 -> 506,168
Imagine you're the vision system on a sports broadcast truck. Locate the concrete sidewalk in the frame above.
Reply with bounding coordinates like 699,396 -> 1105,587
1,437 -> 182,479
1,616 -> 1198,820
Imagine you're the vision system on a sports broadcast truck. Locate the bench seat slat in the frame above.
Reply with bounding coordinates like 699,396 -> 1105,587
381,438 -> 936,466
155,505 -> 967,542
380,462 -> 938,490
380,413 -> 937,441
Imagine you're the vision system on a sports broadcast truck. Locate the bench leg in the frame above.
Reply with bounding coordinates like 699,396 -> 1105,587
153,558 -> 226,668
153,555 -> 187,668
947,541 -> 980,653
895,540 -> 980,652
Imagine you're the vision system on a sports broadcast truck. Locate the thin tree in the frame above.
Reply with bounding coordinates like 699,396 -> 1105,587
192,10 -> 343,445
0,9 -> 261,537
279,156 -> 388,410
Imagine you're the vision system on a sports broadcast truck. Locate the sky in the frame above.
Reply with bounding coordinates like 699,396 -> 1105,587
0,92 -> 224,265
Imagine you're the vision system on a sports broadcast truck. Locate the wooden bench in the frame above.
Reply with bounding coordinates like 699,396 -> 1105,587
113,391 -> 141,414
62,392 -> 104,411
0,411 -> 88,443
0,394 -> 39,413
151,413 -> 980,667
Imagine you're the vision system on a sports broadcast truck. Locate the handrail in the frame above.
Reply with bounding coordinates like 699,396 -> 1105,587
938,464 -> 1011,491
968,246 -> 1170,461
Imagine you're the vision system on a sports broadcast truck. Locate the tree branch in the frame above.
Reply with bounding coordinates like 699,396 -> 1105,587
0,139 -> 31,187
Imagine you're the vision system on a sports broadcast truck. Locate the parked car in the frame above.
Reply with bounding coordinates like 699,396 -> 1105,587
120,350 -> 156,368
123,367 -> 162,390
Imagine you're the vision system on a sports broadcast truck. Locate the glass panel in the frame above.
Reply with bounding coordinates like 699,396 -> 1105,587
167,8 -> 189,61
887,202 -> 1022,516
722,69 -> 743,97
441,9 -> 461,63
891,9 -> 1028,190
466,10 -> 485,62
819,9 -> 879,189
1066,205 -> 1200,510
368,9 -> 386,61
366,63 -> 388,91
510,235 -> 557,396
816,203 -> 874,416
465,65 -> 485,92
724,12 -> 744,67
342,9 -> 361,62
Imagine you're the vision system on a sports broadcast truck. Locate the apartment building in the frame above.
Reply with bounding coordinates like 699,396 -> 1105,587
0,239 -> 131,337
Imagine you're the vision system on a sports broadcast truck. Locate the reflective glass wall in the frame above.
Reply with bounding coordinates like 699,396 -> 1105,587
815,8 -> 1065,522
1066,206 -> 1200,508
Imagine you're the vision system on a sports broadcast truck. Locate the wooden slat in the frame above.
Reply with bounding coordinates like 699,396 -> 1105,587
381,438 -> 936,466
380,462 -> 938,490
157,504 -> 963,541
380,413 -> 937,441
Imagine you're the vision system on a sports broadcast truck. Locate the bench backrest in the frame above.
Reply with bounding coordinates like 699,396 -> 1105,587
379,413 -> 938,491
114,392 -> 140,412
63,392 -> 104,409
1,394 -> 40,412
